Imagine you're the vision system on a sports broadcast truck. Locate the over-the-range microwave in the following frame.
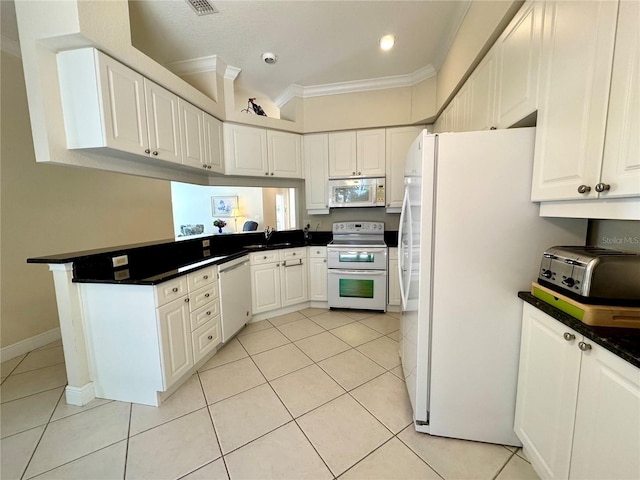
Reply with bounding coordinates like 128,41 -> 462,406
328,177 -> 386,208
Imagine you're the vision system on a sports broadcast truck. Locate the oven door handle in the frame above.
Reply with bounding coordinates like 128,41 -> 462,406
328,269 -> 387,276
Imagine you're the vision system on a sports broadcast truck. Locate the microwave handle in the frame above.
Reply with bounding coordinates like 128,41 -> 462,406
329,269 -> 387,276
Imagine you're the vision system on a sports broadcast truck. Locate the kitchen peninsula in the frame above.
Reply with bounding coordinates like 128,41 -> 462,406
28,229 -> 332,406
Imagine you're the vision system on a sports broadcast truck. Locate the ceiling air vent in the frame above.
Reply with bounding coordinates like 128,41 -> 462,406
185,0 -> 219,16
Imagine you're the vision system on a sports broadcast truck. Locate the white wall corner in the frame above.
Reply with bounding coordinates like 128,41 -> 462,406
0,328 -> 62,362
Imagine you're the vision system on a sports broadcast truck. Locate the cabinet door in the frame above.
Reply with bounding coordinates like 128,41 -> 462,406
387,253 -> 401,306
468,51 -> 497,131
514,304 -> 581,480
267,130 -> 302,178
179,100 -> 205,169
494,1 -> 544,129
203,113 -> 224,174
97,52 -> 149,156
453,83 -> 471,132
569,343 -> 640,480
143,79 -> 181,164
281,261 -> 308,307
385,127 -> 421,210
328,131 -> 357,178
250,263 -> 281,314
304,134 -> 330,211
224,124 -> 269,176
357,129 -> 386,176
308,257 -> 327,302
157,297 -> 194,389
600,0 -> 640,199
531,1 -> 618,201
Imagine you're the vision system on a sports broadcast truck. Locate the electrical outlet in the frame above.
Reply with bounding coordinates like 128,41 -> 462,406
112,254 -> 128,268
202,239 -> 210,248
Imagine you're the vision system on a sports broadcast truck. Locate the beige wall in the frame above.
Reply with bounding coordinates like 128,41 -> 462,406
0,51 -> 174,348
436,0 -> 523,110
261,188 -> 278,229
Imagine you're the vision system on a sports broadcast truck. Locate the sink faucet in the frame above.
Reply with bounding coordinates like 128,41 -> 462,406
264,226 -> 274,243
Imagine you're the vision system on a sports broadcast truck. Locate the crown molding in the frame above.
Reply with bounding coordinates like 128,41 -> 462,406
1,35 -> 21,59
224,65 -> 241,81
273,64 -> 436,108
168,55 -> 218,75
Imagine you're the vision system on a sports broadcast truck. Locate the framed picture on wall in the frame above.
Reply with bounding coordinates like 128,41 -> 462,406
212,196 -> 238,217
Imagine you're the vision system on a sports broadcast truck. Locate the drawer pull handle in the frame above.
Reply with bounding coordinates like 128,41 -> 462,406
205,293 -> 210,298
203,275 -> 208,280
172,287 -> 179,293
207,335 -> 213,340
185,298 -> 190,303
578,341 -> 592,351
563,332 -> 575,341
577,185 -> 591,194
206,311 -> 211,315
595,183 -> 611,193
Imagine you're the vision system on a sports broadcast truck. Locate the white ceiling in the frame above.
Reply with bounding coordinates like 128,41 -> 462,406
128,0 -> 471,101
1,0 -> 472,103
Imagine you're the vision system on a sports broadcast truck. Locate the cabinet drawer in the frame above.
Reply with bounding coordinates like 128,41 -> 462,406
190,299 -> 220,331
155,277 -> 188,307
192,316 -> 222,364
187,266 -> 216,291
280,248 -> 306,261
250,251 -> 279,265
188,283 -> 218,311
308,246 -> 327,258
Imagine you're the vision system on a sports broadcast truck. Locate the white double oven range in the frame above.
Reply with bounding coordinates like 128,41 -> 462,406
327,222 -> 387,312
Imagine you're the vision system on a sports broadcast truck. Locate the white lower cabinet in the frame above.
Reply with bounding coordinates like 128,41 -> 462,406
80,265 -> 222,406
308,247 -> 327,302
387,248 -> 400,307
250,248 -> 308,315
515,303 -> 640,480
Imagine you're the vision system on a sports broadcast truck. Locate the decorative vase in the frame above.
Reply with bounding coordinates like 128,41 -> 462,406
218,227 -> 223,234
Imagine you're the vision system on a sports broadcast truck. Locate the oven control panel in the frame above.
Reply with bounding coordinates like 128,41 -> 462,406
332,222 -> 385,233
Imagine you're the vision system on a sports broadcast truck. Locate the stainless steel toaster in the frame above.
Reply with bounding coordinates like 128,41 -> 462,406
538,246 -> 640,303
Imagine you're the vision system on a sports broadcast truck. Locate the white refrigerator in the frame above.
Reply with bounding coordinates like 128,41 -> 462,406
398,128 -> 586,446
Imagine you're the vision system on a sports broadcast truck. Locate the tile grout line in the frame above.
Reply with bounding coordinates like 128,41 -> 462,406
0,384 -> 68,409
9,360 -> 66,378
122,402 -> 133,480
492,450 -> 518,480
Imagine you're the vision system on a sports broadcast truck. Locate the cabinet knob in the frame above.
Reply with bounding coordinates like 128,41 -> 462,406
203,275 -> 208,280
246,311 -> 250,316
578,341 -> 592,351
595,183 -> 611,193
276,263 -> 280,267
152,151 -> 158,156
205,293 -> 210,298
263,256 -> 267,259
563,332 -> 575,341
577,185 -> 591,194
265,172 -> 269,175
206,311 -> 211,315
293,253 -> 296,256
145,149 -> 150,154
208,165 -> 212,169
185,298 -> 190,303
172,287 -> 179,293
207,335 -> 213,340
203,165 -> 207,169
358,171 -> 361,175
323,259 -> 326,263
270,172 -> 274,176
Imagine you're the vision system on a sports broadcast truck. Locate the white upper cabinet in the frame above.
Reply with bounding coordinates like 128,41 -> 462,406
531,1 -> 618,201
328,129 -> 386,178
304,133 -> 330,212
267,130 -> 303,178
179,99 -> 205,169
224,123 -> 302,178
203,113 -> 224,174
356,129 -> 386,176
328,131 -> 357,177
494,1 -> 544,128
385,126 -> 422,211
143,80 -> 182,164
600,0 -> 640,198
468,50 -> 497,131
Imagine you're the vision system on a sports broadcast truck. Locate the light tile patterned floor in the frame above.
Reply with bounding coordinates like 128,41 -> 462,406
1,308 -> 540,480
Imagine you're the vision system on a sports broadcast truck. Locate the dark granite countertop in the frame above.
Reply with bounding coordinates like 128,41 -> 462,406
519,292 -> 640,369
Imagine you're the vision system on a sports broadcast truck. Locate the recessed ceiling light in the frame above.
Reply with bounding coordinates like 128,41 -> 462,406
379,34 -> 396,51
262,52 -> 278,64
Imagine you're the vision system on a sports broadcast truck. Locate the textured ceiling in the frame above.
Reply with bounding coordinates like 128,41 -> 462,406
129,0 -> 471,101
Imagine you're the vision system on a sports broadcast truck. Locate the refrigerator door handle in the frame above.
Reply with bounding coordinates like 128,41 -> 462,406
398,185 -> 411,310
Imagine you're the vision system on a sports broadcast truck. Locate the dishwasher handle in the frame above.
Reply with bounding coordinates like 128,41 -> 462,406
219,257 -> 249,274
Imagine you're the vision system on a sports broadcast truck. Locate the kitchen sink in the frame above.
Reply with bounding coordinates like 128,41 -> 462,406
244,242 -> 298,250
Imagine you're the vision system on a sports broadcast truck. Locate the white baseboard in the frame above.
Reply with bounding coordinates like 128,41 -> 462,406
1,328 -> 62,362
65,382 -> 95,406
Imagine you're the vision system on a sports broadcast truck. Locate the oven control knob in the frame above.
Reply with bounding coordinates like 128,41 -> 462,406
541,269 -> 552,279
562,277 -> 575,287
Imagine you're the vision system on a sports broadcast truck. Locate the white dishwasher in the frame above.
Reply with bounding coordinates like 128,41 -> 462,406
218,255 -> 252,342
